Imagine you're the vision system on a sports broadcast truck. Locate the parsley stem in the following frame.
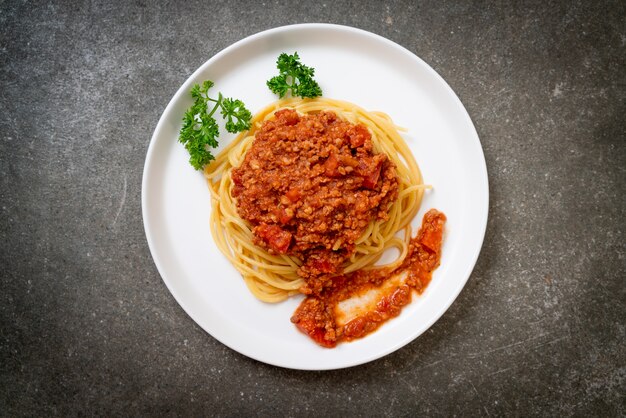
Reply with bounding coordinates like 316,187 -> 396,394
207,92 -> 222,118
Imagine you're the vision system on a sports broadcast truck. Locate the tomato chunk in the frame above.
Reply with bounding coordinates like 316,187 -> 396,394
285,188 -> 301,202
357,156 -> 383,189
348,124 -> 370,148
324,152 -> 340,177
254,224 -> 292,253
274,208 -> 294,225
420,227 -> 443,253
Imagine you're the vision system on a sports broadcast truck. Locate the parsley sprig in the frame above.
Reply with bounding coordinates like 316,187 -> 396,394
266,52 -> 322,98
179,80 -> 252,170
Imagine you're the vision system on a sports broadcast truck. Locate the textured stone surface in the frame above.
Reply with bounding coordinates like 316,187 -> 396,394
1,0 -> 624,416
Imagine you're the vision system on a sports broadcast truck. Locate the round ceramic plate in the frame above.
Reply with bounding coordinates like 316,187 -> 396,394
142,23 -> 488,370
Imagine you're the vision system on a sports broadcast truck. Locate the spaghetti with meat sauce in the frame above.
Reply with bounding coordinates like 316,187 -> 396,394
205,97 -> 446,347
231,109 -> 399,294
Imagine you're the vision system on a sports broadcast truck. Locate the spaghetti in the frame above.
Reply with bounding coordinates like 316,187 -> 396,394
204,97 -> 427,302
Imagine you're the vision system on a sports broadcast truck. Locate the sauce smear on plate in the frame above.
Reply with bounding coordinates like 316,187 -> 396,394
291,209 -> 446,348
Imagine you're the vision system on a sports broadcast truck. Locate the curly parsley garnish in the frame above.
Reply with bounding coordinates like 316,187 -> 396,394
179,80 -> 252,170
266,52 -> 322,98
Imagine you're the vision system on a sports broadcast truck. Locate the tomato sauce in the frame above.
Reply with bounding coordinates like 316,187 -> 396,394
231,109 -> 399,294
291,209 -> 446,348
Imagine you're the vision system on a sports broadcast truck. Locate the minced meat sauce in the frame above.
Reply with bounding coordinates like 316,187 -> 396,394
291,209 -> 446,348
231,109 -> 399,294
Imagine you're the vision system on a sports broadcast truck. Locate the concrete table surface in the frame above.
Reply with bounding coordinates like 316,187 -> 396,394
1,1 -> 624,416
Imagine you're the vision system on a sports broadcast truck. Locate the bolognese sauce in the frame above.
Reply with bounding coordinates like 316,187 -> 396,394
231,109 -> 399,294
291,209 -> 446,348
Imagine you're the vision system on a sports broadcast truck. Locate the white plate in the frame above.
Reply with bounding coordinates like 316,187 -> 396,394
142,23 -> 488,370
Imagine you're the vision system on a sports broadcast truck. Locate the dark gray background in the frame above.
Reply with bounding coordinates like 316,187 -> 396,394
1,0 -> 624,416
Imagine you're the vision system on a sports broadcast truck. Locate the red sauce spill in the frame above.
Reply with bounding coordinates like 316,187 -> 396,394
291,209 -> 446,348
